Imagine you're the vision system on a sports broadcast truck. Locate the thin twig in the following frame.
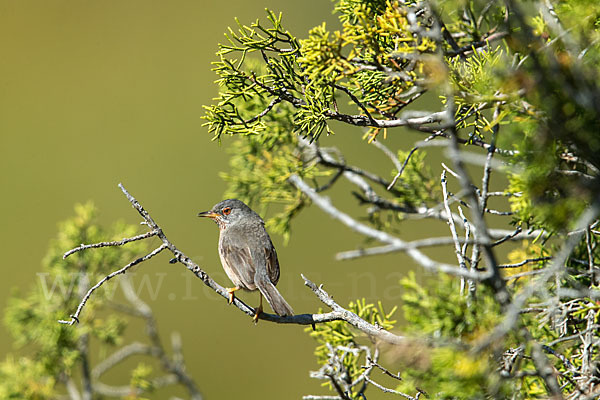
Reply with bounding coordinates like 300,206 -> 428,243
336,236 -> 478,261
366,357 -> 402,381
58,244 -> 167,325
387,145 -> 421,191
441,170 -> 469,293
446,32 -> 509,57
324,109 -> 452,129
458,206 -> 472,271
92,342 -> 159,379
363,376 -> 418,399
63,230 -> 159,259
498,257 -> 552,268
289,174 -> 484,280
372,140 -> 402,174
244,96 -> 282,124
334,83 -> 377,124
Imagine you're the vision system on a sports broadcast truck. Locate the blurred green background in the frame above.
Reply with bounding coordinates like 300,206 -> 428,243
0,1 -> 450,398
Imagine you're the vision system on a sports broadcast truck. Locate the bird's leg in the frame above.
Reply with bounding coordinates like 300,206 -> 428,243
253,293 -> 263,324
226,286 -> 241,304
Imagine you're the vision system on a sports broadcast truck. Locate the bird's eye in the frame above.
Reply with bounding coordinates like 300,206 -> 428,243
222,207 -> 232,216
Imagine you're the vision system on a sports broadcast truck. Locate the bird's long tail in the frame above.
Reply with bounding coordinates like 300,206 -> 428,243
255,276 -> 294,316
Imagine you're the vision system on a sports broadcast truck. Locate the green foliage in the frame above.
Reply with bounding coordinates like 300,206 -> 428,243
129,363 -> 155,397
446,45 -> 509,127
204,1 -> 438,142
363,148 -> 439,233
1,203 -> 148,398
506,3 -> 600,230
334,0 -> 389,24
440,1 -> 600,232
299,0 -> 437,140
204,0 -> 600,398
0,357 -> 56,399
216,65 -> 327,239
399,273 -> 512,398
506,158 -> 589,232
402,272 -> 501,338
202,11 -> 303,140
397,236 -> 600,399
205,0 -> 600,233
394,149 -> 439,206
554,0 -> 600,61
204,2 -> 447,239
299,23 -> 350,84
397,346 -> 502,400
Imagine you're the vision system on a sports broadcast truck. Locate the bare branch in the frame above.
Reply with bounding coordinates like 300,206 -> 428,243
325,109 -> 452,130
75,271 -> 93,400
65,377 -> 82,400
244,96 -> 282,124
446,32 -> 509,57
363,376 -> 419,399
93,375 -> 178,397
445,123 -> 510,306
58,244 -> 167,325
387,145 -> 420,191
365,357 -> 403,381
498,257 -> 552,269
334,83 -> 377,124
441,170 -> 469,293
118,278 -> 203,400
92,342 -> 159,379
302,274 -> 404,345
289,174 -> 484,280
531,342 -> 562,396
336,236 -> 478,261
314,144 -> 405,196
63,230 -> 159,259
492,226 -> 524,247
372,140 -> 402,173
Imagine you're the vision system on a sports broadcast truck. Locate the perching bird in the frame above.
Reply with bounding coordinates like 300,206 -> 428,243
198,199 -> 294,322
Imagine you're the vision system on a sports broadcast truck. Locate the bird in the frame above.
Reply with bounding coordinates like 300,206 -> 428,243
198,199 -> 294,322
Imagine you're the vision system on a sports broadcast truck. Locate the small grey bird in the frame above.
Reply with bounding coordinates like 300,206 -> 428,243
198,199 -> 293,321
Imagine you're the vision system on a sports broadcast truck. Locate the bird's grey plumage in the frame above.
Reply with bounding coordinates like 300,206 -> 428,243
200,199 -> 293,316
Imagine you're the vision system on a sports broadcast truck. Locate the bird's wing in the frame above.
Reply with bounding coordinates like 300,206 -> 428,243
219,233 -> 256,289
264,240 -> 280,285
255,240 -> 292,317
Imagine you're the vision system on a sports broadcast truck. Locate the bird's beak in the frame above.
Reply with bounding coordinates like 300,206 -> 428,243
198,211 -> 219,219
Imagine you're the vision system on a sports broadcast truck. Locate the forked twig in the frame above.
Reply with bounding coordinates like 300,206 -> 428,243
62,230 -> 159,259
59,244 -> 167,325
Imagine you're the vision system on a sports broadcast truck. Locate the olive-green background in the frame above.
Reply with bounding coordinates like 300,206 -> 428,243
0,1 -> 450,398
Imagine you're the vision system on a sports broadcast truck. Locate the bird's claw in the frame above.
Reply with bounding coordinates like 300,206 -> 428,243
253,304 -> 263,324
226,287 -> 240,304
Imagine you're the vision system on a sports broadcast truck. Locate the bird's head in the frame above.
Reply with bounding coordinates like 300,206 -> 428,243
198,199 -> 255,228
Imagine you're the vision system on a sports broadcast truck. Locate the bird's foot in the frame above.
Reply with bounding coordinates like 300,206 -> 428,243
253,304 -> 263,324
226,286 -> 240,304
